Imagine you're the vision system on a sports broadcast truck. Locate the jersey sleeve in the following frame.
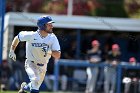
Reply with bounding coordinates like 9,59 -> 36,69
18,31 -> 33,41
51,35 -> 61,51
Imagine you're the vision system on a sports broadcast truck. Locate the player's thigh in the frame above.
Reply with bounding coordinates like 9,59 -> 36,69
25,61 -> 39,80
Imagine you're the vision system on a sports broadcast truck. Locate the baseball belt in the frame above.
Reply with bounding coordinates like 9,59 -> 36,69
31,61 -> 44,66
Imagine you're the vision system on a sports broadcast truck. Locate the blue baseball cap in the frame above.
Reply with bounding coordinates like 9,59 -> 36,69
37,15 -> 55,30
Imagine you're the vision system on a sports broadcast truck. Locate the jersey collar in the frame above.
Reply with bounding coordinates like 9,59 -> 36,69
37,30 -> 47,39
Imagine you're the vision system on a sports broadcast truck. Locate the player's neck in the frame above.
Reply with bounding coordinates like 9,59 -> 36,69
39,30 -> 48,37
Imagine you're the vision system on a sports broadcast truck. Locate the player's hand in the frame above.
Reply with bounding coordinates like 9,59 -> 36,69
9,50 -> 16,61
111,60 -> 118,66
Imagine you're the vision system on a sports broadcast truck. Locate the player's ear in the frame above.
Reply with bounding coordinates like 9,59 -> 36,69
44,24 -> 47,29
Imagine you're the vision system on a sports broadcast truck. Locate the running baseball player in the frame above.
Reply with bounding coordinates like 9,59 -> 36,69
9,15 -> 61,93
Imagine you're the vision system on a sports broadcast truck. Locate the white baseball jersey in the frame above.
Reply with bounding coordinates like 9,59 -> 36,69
18,30 -> 60,64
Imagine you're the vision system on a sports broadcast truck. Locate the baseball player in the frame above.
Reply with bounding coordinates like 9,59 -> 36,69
85,40 -> 102,93
9,15 -> 61,93
104,44 -> 121,93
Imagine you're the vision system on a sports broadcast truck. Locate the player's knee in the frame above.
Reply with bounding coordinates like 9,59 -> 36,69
104,81 -> 109,85
31,78 -> 40,90
61,75 -> 67,82
32,80 -> 39,87
34,80 -> 39,86
32,78 -> 39,84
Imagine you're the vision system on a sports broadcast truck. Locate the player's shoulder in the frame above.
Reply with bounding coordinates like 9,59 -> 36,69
48,33 -> 57,38
19,31 -> 37,35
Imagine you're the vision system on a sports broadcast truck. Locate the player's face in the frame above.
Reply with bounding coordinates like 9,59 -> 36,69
45,23 -> 53,33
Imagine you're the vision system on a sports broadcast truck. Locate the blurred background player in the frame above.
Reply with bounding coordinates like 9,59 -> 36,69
9,15 -> 61,93
122,57 -> 140,93
85,40 -> 102,93
104,44 -> 121,93
0,60 -> 12,91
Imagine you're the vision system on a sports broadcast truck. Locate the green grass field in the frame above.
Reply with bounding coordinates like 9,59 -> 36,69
0,91 -> 80,93
1,91 -> 66,93
1,91 -> 49,93
1,91 -> 64,93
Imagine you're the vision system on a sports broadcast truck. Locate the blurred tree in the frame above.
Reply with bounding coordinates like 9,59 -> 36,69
96,0 -> 128,17
124,0 -> 140,18
86,0 -> 103,16
6,0 -> 140,18
42,0 -> 67,15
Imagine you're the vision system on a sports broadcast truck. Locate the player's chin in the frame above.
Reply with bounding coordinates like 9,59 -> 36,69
47,30 -> 53,33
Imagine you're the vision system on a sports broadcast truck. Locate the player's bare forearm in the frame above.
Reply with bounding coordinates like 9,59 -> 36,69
10,36 -> 20,51
51,50 -> 61,59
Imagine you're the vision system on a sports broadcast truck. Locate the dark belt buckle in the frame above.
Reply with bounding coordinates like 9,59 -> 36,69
31,61 -> 34,63
31,61 -> 44,66
37,63 -> 44,66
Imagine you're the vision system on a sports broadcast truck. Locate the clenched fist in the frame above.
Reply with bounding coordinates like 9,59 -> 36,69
9,50 -> 16,61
